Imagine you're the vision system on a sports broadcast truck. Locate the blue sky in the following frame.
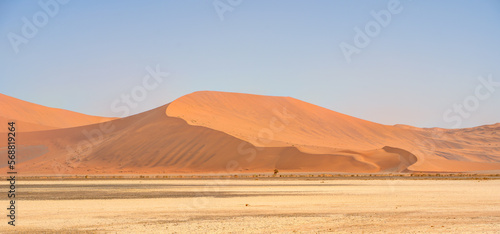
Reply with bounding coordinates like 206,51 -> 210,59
1,0 -> 499,128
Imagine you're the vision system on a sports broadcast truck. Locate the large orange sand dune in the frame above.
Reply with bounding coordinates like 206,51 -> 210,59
0,91 -> 499,174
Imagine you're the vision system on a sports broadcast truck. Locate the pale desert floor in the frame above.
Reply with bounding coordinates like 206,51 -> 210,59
1,178 -> 499,233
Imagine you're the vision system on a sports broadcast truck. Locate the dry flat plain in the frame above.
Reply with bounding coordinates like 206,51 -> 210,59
1,178 -> 500,233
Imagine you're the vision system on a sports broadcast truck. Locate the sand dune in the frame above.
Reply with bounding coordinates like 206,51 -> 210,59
0,91 -> 499,174
0,93 -> 115,132
166,91 -> 500,172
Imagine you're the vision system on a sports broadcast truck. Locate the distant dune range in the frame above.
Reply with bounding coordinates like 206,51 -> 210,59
1,91 -> 499,174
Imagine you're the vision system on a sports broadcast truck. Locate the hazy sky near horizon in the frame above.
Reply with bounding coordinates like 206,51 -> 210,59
1,0 -> 499,128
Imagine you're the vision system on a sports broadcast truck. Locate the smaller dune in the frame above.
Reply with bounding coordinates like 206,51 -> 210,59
0,93 -> 116,132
